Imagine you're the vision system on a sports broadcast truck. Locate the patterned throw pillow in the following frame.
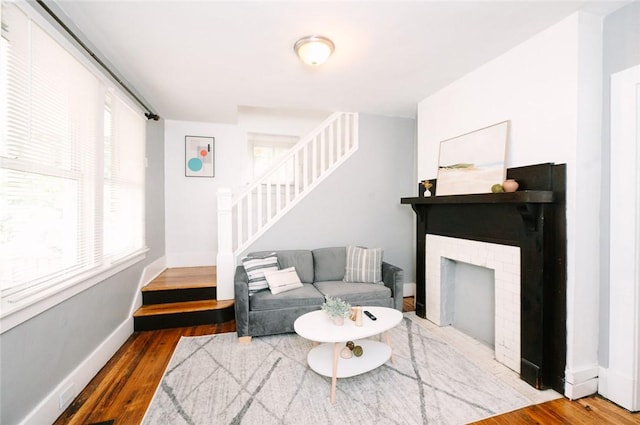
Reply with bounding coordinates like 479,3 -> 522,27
264,267 -> 303,295
242,253 -> 279,294
343,246 -> 383,283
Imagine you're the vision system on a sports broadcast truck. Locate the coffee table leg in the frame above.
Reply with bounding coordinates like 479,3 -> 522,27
384,331 -> 395,365
331,342 -> 339,403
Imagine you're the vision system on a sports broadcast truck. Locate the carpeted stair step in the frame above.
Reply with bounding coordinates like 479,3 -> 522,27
133,300 -> 235,331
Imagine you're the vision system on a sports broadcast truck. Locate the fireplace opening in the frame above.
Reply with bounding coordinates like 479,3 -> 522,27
442,259 -> 495,348
426,234 -> 521,373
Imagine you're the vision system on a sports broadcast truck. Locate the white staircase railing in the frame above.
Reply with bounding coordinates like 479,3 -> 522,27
216,112 -> 358,300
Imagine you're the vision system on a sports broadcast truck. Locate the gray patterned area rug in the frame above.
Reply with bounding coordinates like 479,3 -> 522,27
142,315 -> 529,425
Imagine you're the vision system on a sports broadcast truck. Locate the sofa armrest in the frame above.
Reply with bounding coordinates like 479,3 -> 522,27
234,265 -> 251,337
382,261 -> 404,312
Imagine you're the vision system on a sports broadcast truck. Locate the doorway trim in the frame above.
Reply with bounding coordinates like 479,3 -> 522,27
600,64 -> 640,411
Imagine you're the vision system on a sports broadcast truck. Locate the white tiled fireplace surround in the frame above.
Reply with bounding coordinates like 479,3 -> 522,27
425,234 -> 521,373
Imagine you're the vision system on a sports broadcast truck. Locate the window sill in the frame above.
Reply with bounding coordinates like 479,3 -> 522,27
0,249 -> 147,334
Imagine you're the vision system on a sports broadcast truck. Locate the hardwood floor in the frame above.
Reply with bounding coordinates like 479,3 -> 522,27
470,396 -> 640,424
53,322 -> 235,425
54,297 -> 639,425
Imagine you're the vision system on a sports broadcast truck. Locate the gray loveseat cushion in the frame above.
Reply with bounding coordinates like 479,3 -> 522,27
312,247 -> 346,282
314,281 -> 391,305
250,283 -> 324,311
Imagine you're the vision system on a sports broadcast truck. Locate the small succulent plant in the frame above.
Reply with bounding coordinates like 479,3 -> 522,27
321,297 -> 352,318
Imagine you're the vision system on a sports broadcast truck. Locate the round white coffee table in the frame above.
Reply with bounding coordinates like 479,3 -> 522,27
294,306 -> 403,403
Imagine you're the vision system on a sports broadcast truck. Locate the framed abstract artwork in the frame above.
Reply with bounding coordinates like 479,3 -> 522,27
436,121 -> 509,196
185,136 -> 215,177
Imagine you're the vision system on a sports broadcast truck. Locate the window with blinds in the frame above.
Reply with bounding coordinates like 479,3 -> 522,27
0,2 -> 146,308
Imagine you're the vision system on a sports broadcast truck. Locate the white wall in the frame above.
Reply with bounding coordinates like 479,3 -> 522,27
417,12 -> 603,399
246,114 -> 416,282
237,106 -> 331,136
164,111 -> 334,268
164,120 -> 251,267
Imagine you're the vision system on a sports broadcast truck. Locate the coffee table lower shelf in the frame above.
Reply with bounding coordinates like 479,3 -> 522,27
307,339 -> 392,378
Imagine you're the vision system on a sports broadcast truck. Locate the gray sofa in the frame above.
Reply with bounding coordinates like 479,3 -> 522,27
234,247 -> 404,338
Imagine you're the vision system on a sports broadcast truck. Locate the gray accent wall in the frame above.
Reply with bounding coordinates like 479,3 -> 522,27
0,119 -> 166,425
599,1 -> 640,367
245,113 -> 416,283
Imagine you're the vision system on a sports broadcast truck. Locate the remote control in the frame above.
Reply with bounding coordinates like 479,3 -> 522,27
364,310 -> 377,321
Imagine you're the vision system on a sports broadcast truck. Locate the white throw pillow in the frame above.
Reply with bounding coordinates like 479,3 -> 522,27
264,267 -> 303,295
343,246 -> 383,283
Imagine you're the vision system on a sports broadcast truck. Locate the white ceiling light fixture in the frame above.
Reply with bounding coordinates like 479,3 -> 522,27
294,35 -> 335,66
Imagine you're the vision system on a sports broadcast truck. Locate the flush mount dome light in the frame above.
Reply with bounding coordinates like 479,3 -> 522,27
294,35 -> 335,66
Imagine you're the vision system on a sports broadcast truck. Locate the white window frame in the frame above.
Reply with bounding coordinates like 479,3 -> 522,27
249,132 -> 298,183
0,1 -> 147,333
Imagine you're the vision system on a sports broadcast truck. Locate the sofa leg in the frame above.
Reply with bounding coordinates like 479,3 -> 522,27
238,336 -> 252,344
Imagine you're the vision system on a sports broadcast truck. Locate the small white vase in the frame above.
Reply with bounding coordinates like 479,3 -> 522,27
331,316 -> 345,326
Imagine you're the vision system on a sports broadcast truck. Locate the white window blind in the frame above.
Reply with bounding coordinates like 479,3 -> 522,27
0,2 -> 146,307
104,94 -> 145,261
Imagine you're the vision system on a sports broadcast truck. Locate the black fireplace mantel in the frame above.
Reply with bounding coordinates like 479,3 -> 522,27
401,163 -> 566,393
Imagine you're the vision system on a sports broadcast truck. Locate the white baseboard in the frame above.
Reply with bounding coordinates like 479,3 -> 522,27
130,256 -> 167,314
598,366 -> 640,411
403,282 -> 416,297
20,317 -> 133,425
565,377 -> 598,400
564,365 -> 599,400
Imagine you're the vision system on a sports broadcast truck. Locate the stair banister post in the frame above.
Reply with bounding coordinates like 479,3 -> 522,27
216,187 -> 235,300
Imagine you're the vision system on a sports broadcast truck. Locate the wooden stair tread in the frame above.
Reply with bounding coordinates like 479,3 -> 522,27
143,266 -> 216,292
134,299 -> 234,317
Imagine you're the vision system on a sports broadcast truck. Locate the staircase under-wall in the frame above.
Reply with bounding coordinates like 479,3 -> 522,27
133,267 -> 235,331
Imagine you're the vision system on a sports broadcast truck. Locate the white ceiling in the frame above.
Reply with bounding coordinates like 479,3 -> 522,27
56,1 -> 624,123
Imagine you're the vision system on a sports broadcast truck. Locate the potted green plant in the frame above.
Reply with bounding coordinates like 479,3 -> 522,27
321,297 -> 352,326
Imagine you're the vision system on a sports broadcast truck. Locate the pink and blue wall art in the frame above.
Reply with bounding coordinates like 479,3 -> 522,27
185,135 -> 215,177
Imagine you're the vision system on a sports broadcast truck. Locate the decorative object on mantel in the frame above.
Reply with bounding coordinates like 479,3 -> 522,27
418,179 -> 436,196
436,121 -> 510,196
502,179 -> 519,192
185,135 -> 215,177
321,296 -> 352,325
421,180 -> 432,197
491,183 -> 504,193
